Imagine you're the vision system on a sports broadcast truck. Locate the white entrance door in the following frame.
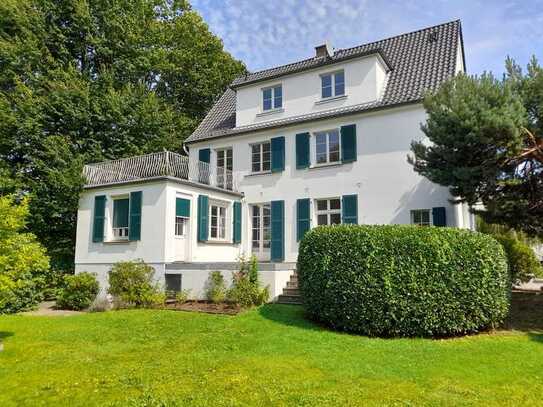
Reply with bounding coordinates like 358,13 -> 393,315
251,204 -> 271,261
174,216 -> 190,261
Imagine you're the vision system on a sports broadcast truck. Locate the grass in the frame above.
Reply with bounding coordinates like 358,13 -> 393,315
1,302 -> 542,406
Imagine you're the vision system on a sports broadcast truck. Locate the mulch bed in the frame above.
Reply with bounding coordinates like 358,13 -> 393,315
163,300 -> 243,315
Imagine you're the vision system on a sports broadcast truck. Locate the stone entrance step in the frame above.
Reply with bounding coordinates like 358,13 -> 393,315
276,272 -> 302,305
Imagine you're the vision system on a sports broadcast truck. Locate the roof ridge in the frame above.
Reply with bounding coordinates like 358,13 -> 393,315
231,19 -> 460,85
334,19 -> 460,56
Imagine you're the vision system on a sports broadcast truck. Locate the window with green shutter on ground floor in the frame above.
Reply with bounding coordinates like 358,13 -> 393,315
112,197 -> 130,240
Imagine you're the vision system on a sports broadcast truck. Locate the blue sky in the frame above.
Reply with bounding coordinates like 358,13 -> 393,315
192,0 -> 543,77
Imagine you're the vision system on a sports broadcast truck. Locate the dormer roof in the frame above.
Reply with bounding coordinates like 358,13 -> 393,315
185,19 -> 464,144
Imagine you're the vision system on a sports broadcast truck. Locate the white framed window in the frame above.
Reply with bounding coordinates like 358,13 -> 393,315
262,85 -> 282,111
216,147 -> 233,190
321,71 -> 345,99
411,209 -> 431,226
251,142 -> 271,173
112,197 -> 130,240
314,129 -> 340,165
210,203 -> 228,240
175,216 -> 187,237
316,198 -> 342,226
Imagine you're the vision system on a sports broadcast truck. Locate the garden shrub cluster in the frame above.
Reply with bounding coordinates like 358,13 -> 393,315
56,272 -> 99,310
226,255 -> 269,307
108,260 -> 162,308
297,225 -> 510,337
495,235 -> 543,282
476,217 -> 542,282
0,195 -> 51,314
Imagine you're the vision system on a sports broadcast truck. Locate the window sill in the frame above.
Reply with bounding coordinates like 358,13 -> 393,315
309,162 -> 343,170
203,240 -> 236,245
315,95 -> 347,106
245,171 -> 273,178
256,108 -> 284,117
103,239 -> 131,244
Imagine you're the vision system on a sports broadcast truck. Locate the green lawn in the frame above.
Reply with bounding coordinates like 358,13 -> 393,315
1,304 -> 542,406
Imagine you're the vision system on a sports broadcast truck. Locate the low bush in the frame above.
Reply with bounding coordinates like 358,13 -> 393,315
108,260 -> 159,308
175,289 -> 191,304
226,255 -> 269,307
88,296 -> 111,313
495,235 -> 543,282
56,272 -> 99,310
298,225 -> 510,337
206,271 -> 226,304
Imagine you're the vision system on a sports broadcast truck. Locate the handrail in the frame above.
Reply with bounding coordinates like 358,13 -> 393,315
83,151 -> 237,192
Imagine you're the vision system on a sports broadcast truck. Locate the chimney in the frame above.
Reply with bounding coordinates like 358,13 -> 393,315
315,42 -> 333,59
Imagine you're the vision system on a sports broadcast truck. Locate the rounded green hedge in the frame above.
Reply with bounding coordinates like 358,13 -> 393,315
297,225 -> 510,337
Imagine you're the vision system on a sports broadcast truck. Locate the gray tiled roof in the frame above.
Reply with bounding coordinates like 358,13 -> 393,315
185,20 -> 463,144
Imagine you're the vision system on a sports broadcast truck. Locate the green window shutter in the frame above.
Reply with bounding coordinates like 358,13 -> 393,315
129,191 -> 142,241
340,124 -> 357,163
92,195 -> 106,243
296,132 -> 310,169
233,201 -> 242,244
342,194 -> 358,224
296,198 -> 311,241
271,200 -> 284,262
197,195 -> 209,242
271,136 -> 285,172
432,207 -> 447,227
176,198 -> 190,217
199,148 -> 210,163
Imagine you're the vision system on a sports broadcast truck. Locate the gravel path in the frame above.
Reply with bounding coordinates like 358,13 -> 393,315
20,301 -> 83,316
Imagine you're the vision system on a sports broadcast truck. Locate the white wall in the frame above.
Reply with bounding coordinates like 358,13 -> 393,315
75,179 -> 244,292
190,104 -> 464,262
235,54 -> 388,127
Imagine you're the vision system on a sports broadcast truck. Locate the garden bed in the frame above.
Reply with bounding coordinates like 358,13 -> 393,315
163,300 -> 242,315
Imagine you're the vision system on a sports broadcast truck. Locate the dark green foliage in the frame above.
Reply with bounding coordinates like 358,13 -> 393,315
206,271 -> 226,304
410,58 -> 543,238
56,272 -> 99,310
108,260 -> 159,308
495,235 -> 543,282
0,0 -> 246,269
298,225 -> 510,337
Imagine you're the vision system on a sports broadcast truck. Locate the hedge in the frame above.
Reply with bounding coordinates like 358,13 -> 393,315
297,225 -> 510,337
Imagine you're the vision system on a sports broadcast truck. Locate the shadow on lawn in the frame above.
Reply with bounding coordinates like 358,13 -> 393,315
0,331 -> 14,340
258,304 -> 325,331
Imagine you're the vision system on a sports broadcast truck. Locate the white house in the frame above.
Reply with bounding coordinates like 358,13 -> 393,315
75,20 -> 474,301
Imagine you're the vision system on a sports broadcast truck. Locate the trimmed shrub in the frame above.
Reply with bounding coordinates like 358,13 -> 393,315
495,235 -> 543,282
226,255 -> 269,307
108,260 -> 159,308
56,272 -> 99,310
206,271 -> 226,304
298,225 -> 510,337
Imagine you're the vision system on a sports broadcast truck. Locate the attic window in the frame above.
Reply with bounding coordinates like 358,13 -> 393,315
428,32 -> 438,43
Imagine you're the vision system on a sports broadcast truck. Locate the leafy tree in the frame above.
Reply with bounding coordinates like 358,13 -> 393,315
410,58 -> 543,237
0,195 -> 51,313
0,0 -> 246,269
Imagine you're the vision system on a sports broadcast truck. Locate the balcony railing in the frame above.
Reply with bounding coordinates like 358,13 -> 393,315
83,151 -> 238,192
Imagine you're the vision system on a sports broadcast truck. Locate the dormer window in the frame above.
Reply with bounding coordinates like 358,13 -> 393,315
321,71 -> 345,99
262,85 -> 282,111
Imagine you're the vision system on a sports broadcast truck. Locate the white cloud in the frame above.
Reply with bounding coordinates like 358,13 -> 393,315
192,0 -> 543,76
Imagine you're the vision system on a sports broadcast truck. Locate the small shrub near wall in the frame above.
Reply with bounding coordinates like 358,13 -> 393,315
206,271 -> 226,304
56,272 -> 99,310
108,260 -> 159,308
298,225 -> 510,338
494,235 -> 543,282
